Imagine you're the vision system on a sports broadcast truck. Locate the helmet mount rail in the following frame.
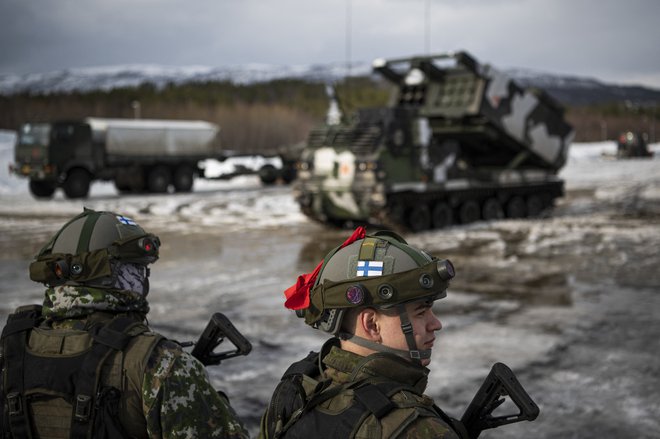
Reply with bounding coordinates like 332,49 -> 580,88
29,209 -> 160,287
305,258 -> 454,330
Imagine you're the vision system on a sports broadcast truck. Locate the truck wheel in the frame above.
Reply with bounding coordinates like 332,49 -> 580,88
482,198 -> 504,221
505,196 -> 526,218
63,169 -> 91,199
408,204 -> 431,232
259,164 -> 278,185
458,200 -> 480,224
173,165 -> 194,192
281,167 -> 297,184
432,202 -> 453,228
526,195 -> 544,217
29,180 -> 56,198
114,180 -> 132,193
148,166 -> 171,193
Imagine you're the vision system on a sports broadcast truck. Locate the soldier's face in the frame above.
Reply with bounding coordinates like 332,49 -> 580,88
376,300 -> 442,367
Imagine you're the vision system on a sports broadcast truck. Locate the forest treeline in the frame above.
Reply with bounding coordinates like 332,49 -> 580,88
1,77 -> 657,153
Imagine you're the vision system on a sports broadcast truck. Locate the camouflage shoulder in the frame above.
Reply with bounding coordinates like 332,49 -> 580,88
396,415 -> 461,439
142,339 -> 249,438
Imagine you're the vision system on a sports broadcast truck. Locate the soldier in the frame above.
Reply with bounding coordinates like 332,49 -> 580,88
260,227 -> 464,438
0,208 -> 248,438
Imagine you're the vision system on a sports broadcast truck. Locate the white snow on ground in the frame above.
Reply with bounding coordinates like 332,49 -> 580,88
1,131 -> 659,232
0,129 -> 305,233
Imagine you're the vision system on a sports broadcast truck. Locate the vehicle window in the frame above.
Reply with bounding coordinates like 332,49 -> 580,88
52,124 -> 76,141
18,123 -> 51,146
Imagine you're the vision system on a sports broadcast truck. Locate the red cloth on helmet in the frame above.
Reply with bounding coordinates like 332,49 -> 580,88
284,226 -> 366,310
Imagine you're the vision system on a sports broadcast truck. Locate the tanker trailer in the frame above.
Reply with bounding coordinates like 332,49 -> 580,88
11,118 -> 222,198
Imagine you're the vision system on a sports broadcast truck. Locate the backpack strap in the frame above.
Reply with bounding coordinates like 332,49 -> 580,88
353,382 -> 396,419
69,316 -> 147,439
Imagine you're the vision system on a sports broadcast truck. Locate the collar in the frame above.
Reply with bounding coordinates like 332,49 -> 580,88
322,343 -> 429,393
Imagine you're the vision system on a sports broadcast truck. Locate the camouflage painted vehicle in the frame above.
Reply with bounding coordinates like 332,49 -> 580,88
293,51 -> 575,231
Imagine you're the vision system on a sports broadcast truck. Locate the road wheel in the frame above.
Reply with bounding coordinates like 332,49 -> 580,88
458,200 -> 480,224
173,165 -> 195,192
29,180 -> 56,198
526,194 -> 544,217
431,202 -> 453,229
482,198 -> 504,221
408,204 -> 431,232
505,196 -> 526,218
63,169 -> 91,199
148,166 -> 171,193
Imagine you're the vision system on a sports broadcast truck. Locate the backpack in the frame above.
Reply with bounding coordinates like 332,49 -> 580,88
1,305 -> 161,439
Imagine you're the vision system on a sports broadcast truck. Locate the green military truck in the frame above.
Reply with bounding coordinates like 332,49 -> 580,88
293,51 -> 575,231
11,118 -> 223,198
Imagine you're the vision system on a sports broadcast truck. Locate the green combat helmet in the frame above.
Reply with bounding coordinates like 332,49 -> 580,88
29,208 -> 160,295
297,229 -> 455,364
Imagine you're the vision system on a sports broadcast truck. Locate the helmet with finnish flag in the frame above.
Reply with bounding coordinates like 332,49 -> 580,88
29,208 -> 160,293
284,227 -> 454,363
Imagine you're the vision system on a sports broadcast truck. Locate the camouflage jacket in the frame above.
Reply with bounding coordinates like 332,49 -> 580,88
32,285 -> 249,439
320,346 -> 460,438
260,343 -> 459,439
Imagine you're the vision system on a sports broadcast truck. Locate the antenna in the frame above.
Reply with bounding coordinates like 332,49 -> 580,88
425,0 -> 431,54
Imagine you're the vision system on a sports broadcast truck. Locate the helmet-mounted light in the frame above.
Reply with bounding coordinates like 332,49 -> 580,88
109,234 -> 161,264
54,260 -> 69,279
436,259 -> 455,280
138,236 -> 159,254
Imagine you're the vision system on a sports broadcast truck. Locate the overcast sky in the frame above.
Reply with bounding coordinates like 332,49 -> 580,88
1,0 -> 659,88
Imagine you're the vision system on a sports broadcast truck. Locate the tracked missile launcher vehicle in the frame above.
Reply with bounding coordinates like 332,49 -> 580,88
293,51 -> 575,231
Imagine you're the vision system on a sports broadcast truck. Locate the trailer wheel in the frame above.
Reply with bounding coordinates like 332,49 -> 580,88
482,198 -> 504,221
431,202 -> 453,228
63,169 -> 91,199
458,200 -> 480,224
526,195 -> 544,217
29,180 -> 56,198
173,165 -> 194,192
505,196 -> 526,218
148,166 -> 171,193
408,204 -> 431,232
259,164 -> 278,185
281,167 -> 297,184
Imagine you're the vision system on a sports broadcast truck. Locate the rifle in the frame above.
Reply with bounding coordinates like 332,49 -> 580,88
458,362 -> 539,439
190,313 -> 252,366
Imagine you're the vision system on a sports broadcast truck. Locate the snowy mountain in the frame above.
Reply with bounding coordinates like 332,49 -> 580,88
0,62 -> 369,96
1,61 -> 659,106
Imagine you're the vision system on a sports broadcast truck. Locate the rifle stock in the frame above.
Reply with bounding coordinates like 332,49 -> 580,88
459,362 -> 539,438
191,313 -> 252,366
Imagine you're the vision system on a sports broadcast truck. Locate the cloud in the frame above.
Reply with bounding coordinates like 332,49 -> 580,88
0,0 -> 659,88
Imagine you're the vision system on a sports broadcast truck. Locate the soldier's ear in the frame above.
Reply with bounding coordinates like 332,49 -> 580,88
358,308 -> 381,340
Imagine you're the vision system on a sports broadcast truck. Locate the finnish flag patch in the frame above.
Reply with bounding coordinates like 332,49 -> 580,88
357,260 -> 383,277
116,215 -> 137,226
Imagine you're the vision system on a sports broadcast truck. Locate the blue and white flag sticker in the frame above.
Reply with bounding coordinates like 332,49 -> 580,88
116,215 -> 137,226
357,260 -> 383,277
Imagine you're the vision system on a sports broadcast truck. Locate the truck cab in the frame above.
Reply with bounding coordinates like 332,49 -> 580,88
12,121 -> 95,198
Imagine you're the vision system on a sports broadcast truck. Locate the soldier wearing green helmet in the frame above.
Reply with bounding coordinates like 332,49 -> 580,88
260,227 -> 463,438
0,208 -> 248,438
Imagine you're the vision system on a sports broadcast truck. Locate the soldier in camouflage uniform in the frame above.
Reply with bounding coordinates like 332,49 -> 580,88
260,227 -> 463,438
0,209 -> 248,438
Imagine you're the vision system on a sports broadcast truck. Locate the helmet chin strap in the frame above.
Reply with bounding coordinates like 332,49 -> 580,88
338,304 -> 431,365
